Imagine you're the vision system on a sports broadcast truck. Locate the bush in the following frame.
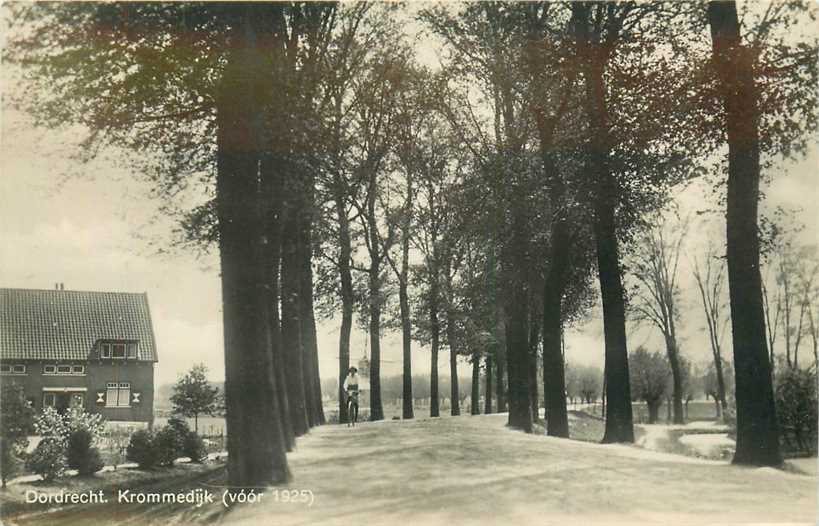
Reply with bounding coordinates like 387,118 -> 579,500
1,438 -> 24,486
64,408 -> 105,442
154,425 -> 185,467
775,367 -> 818,454
182,431 -> 206,463
166,417 -> 191,436
32,407 -> 68,442
1,384 -> 35,486
26,438 -> 67,482
126,430 -> 157,470
66,429 -> 104,476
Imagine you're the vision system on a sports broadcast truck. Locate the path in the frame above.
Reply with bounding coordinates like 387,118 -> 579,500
226,414 -> 815,526
5,414 -> 815,526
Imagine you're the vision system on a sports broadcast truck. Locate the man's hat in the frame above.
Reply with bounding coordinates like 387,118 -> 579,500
349,366 -> 358,373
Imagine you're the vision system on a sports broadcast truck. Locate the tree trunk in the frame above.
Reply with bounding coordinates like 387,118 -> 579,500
216,8 -> 289,486
261,154 -> 294,451
335,195 -> 353,425
281,175 -> 309,437
399,173 -> 414,420
528,318 -> 540,421
484,354 -> 493,414
575,2 -> 633,443
298,175 -> 322,428
647,400 -> 660,424
666,336 -> 685,424
366,170 -> 384,422
400,275 -> 414,419
715,356 -> 727,420
471,354 -> 480,415
495,304 -> 508,413
541,189 -> 571,437
708,0 -> 781,466
368,265 -> 384,422
430,279 -> 441,417
300,243 -> 324,426
595,182 -> 634,443
506,245 -> 533,433
446,308 -> 461,416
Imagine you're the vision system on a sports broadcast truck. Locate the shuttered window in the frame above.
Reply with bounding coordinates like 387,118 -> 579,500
105,382 -> 131,407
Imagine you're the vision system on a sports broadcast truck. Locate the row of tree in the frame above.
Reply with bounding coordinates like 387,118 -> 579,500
7,1 -> 817,486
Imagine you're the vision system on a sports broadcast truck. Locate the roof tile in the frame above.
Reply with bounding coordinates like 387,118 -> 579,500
0,288 -> 158,362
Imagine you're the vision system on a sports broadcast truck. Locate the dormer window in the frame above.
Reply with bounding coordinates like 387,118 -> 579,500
99,341 -> 138,360
112,343 -> 126,359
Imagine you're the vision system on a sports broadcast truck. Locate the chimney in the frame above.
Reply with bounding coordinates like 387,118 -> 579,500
60,283 -> 65,290
55,283 -> 59,290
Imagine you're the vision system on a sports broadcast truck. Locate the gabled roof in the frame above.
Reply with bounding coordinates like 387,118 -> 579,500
0,288 -> 158,362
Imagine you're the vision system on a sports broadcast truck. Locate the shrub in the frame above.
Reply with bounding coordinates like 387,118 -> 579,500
154,425 -> 185,467
26,438 -> 67,482
164,417 -> 205,462
1,383 -> 35,487
66,429 -> 104,476
64,408 -> 105,442
126,429 -> 157,470
1,438 -> 24,486
33,407 -> 68,442
166,417 -> 191,436
182,431 -> 207,463
775,367 -> 818,454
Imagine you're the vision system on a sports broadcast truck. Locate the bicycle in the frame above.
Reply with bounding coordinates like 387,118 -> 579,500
346,389 -> 359,427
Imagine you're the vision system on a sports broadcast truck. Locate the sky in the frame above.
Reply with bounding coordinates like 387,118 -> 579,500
2,103 -> 816,389
1,3 -> 817,390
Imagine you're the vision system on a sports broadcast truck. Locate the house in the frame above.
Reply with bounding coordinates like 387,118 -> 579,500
0,287 -> 158,427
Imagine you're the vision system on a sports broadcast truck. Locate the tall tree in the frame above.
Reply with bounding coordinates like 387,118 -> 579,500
707,0 -> 781,466
571,1 -> 634,443
628,216 -> 688,424
693,242 -> 729,419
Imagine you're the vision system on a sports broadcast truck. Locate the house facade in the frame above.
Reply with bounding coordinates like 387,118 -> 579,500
0,287 -> 158,426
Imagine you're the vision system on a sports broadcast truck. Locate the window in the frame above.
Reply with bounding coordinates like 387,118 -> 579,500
0,365 -> 11,374
105,382 -> 130,407
127,343 -> 137,359
1,364 -> 26,375
44,364 -> 85,375
112,344 -> 126,359
43,393 -> 56,408
12,365 -> 25,374
100,344 -> 111,359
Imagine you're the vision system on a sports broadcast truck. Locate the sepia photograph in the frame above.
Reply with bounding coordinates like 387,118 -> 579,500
0,1 -> 817,525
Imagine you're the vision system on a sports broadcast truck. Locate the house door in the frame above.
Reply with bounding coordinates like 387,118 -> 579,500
43,391 -> 85,414
55,393 -> 71,414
